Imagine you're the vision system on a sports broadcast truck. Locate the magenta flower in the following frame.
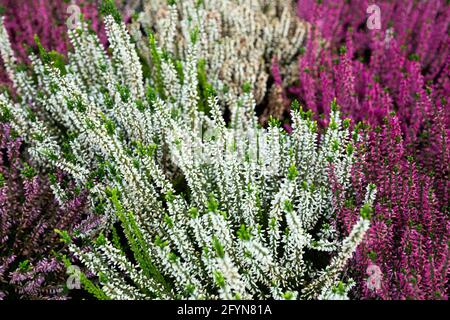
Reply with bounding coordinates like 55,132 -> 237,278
0,0 -> 106,86
333,115 -> 449,300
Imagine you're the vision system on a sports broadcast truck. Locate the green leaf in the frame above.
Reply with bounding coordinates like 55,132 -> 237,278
213,270 -> 225,288
237,224 -> 251,241
21,163 -> 36,179
241,81 -> 252,94
96,233 -> 107,246
283,291 -> 294,300
207,193 -> 219,212
330,98 -> 339,112
117,84 -> 130,103
268,116 -> 281,127
154,235 -> 169,248
284,200 -> 294,213
18,260 -> 31,272
163,213 -> 174,228
190,27 -> 199,45
368,250 -> 377,263
360,203 -> 373,220
291,99 -> 300,112
100,0 -> 122,24
80,272 -> 110,300
0,105 -> 12,123
55,229 -> 72,244
343,118 -> 351,129
189,207 -> 199,219
212,236 -> 225,258
104,118 -> 116,136
346,144 -> 354,156
148,34 -> 165,99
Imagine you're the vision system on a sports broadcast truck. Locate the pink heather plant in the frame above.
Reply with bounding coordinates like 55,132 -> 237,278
333,115 -> 449,300
0,124 -> 97,299
0,0 -> 105,86
296,0 -> 449,92
284,1 -> 449,299
285,33 -> 448,208
292,0 -> 449,153
287,29 -> 448,141
276,0 -> 449,213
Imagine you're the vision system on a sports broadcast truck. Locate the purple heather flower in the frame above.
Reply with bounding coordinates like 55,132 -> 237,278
0,0 -> 106,86
274,0 -> 449,216
0,124 -> 97,299
333,115 -> 449,300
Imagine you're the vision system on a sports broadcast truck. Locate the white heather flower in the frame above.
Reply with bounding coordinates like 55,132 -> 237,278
129,0 -> 307,104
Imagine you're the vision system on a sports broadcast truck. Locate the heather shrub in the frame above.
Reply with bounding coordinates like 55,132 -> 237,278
0,0 -> 447,301
296,0 -> 449,91
0,0 -> 105,86
0,124 -> 95,299
276,1 -> 449,299
283,0 -> 449,213
333,115 -> 449,299
291,0 -> 449,171
127,0 -> 307,107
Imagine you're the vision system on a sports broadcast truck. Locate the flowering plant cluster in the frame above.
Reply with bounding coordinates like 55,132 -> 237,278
334,115 -> 448,299
281,0 -> 449,299
0,124 -> 95,299
0,0 -> 447,300
127,0 -> 307,110
0,0 -> 106,87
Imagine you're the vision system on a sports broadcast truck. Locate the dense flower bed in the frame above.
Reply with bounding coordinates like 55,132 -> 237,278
0,0 -> 447,300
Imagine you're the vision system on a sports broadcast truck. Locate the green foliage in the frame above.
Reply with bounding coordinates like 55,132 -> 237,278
55,229 -> 72,244
110,188 -> 172,297
360,203 -> 373,220
100,0 -> 122,24
237,224 -> 251,241
148,33 -> 166,99
34,35 -> 66,74
212,236 -> 225,258
21,163 -> 36,179
287,163 -> 299,181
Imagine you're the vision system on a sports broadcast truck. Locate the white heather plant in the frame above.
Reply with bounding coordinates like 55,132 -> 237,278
128,0 -> 307,104
0,5 -> 375,300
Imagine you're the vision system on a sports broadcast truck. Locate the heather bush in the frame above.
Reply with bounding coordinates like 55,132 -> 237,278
333,115 -> 449,299
286,29 -> 449,141
127,0 -> 307,108
0,0 -> 447,301
0,124 -> 96,299
296,0 -> 449,92
291,0 -> 449,173
0,0 -> 105,86
283,0 -> 449,209
278,0 -> 449,300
